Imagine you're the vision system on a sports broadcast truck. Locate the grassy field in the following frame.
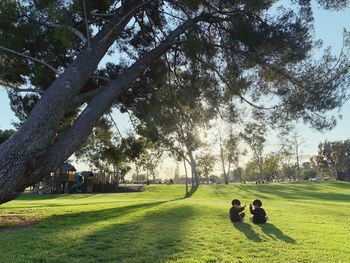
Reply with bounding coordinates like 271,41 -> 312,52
0,181 -> 349,263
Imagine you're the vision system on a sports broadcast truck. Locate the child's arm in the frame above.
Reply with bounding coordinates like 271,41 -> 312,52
237,206 -> 245,213
249,204 -> 255,214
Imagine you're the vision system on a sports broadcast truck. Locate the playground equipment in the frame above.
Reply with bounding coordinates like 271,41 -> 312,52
32,163 -> 94,194
69,172 -> 84,193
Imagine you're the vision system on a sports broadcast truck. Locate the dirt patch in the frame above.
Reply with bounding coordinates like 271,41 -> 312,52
0,216 -> 39,232
6,209 -> 33,215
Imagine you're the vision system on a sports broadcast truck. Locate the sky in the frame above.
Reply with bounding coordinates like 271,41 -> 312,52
0,1 -> 350,177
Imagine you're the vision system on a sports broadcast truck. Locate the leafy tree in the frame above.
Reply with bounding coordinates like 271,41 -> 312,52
278,126 -> 305,179
241,123 -> 267,181
133,68 -> 216,186
281,164 -> 297,180
263,154 -> 282,181
215,123 -> 244,184
197,152 -> 216,182
301,167 -> 317,180
243,159 -> 260,181
75,118 -> 114,182
0,0 -> 350,204
313,140 -> 350,181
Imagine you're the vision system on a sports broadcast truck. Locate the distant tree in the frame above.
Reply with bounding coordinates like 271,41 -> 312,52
243,159 -> 260,181
301,168 -> 317,180
292,132 -> 305,179
75,118 -> 114,182
143,148 -> 162,182
209,175 -> 220,184
263,154 -> 282,181
197,153 -> 216,182
278,126 -> 305,179
241,123 -> 267,181
281,164 -> 297,180
215,124 -> 243,184
229,167 -> 244,182
133,68 -> 216,187
314,140 -> 350,181
132,173 -> 146,182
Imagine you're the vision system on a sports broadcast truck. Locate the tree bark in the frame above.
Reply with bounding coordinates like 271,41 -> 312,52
188,150 -> 199,186
0,0 -> 146,204
183,159 -> 189,195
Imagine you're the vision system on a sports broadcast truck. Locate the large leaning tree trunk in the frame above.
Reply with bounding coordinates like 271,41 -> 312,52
0,0 -> 208,204
0,1 -> 139,203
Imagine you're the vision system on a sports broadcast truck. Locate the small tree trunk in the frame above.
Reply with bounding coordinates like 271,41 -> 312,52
258,157 -> 264,182
222,160 -> 228,184
188,151 -> 199,186
227,161 -> 232,183
183,159 -> 189,195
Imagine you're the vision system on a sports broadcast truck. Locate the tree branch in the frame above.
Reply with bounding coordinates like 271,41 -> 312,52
82,0 -> 91,47
108,112 -> 124,139
197,57 -> 282,110
24,15 -> 88,45
46,13 -> 212,169
0,45 -> 58,75
0,81 -> 44,94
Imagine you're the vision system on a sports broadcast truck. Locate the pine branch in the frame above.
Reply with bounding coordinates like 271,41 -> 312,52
82,0 -> 91,47
0,81 -> 44,94
0,45 -> 58,75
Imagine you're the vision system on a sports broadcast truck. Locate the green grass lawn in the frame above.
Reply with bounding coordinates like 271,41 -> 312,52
0,181 -> 349,263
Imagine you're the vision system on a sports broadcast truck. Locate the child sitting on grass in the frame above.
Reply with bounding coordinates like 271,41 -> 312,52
230,199 -> 246,223
249,199 -> 269,224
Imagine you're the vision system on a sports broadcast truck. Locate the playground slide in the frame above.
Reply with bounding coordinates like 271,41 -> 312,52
69,173 -> 84,193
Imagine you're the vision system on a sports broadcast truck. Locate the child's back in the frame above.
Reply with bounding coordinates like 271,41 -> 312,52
250,206 -> 266,223
249,199 -> 268,224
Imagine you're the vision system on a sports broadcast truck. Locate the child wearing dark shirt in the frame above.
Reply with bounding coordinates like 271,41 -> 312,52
229,199 -> 246,222
249,199 -> 268,223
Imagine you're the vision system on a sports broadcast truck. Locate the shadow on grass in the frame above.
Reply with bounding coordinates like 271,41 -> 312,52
0,198 -> 194,262
232,222 -> 296,244
256,184 -> 350,202
232,182 -> 350,203
256,223 -> 296,243
185,185 -> 199,198
62,205 -> 195,262
234,185 -> 271,200
232,222 -> 262,242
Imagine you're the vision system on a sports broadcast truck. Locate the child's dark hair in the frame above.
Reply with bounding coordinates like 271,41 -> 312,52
232,199 -> 241,206
253,199 -> 262,207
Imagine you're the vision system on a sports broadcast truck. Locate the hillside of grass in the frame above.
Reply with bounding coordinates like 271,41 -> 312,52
0,181 -> 349,263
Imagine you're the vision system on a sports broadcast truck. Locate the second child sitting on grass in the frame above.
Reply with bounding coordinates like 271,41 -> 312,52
230,199 -> 246,223
249,199 -> 269,224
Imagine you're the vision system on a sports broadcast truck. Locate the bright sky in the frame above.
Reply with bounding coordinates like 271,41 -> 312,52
0,1 -> 349,176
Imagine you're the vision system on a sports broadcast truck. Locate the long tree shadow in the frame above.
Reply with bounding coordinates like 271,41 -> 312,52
232,222 -> 262,242
252,183 -> 350,202
63,205 -> 196,262
234,185 -> 271,200
0,198 -> 193,262
256,223 -> 296,243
